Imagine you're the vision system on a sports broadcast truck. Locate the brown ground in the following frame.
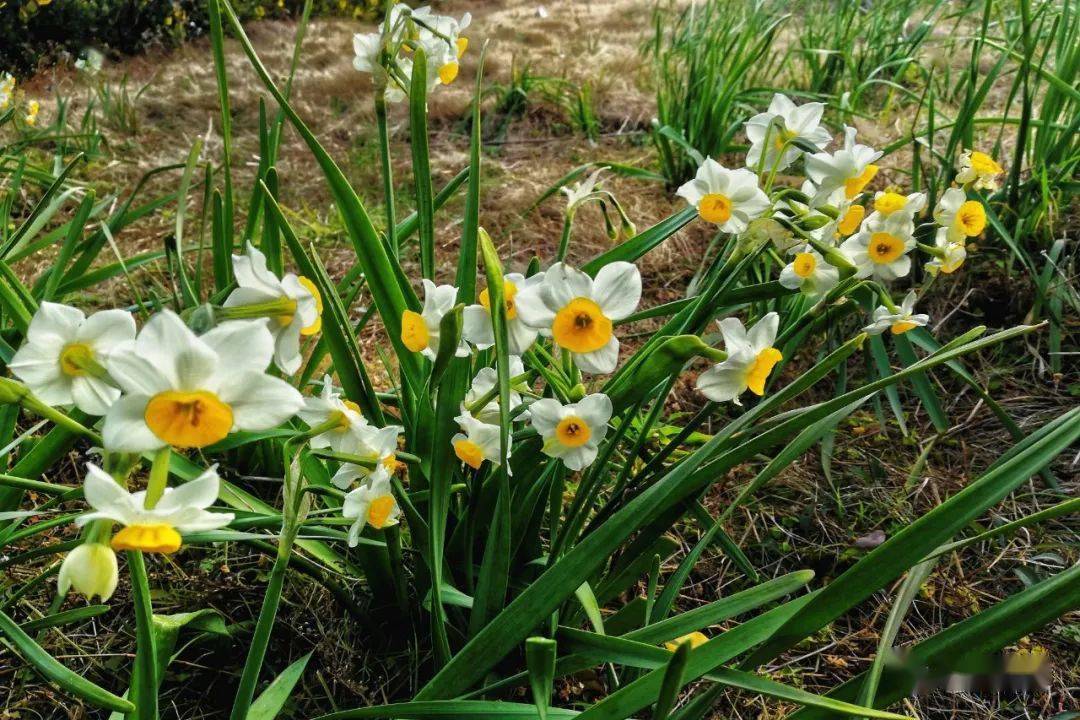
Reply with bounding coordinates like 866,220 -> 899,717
3,0 -> 1078,718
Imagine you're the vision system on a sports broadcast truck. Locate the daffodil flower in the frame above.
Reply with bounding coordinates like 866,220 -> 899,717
10,302 -> 135,415
867,190 -> 925,226
863,291 -> 929,336
528,393 -> 612,471
805,126 -> 883,207
464,356 -> 527,424
411,6 -> 471,85
463,272 -> 544,355
838,223 -> 915,282
955,150 -> 1003,191
452,408 -> 506,470
342,467 -> 400,546
925,228 -> 967,275
675,158 -> 770,234
401,279 -> 469,360
58,542 -> 119,601
745,93 -> 831,171
696,313 -> 782,404
0,73 -> 14,111
76,463 -> 234,554
223,243 -> 322,375
515,262 -> 641,374
778,245 -> 839,299
330,423 -> 404,489
299,375 -> 367,452
561,167 -> 608,210
103,311 -> 304,452
24,100 -> 40,127
933,188 -> 986,244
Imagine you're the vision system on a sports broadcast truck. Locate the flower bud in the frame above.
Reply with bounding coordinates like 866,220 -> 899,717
58,543 -> 119,602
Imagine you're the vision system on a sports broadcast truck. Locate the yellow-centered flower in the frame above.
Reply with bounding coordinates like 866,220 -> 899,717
697,313 -> 783,404
529,394 -> 613,471
675,158 -> 770,234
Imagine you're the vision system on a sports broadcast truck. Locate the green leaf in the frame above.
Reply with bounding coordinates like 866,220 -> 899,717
526,638 -> 557,720
247,652 -> 312,720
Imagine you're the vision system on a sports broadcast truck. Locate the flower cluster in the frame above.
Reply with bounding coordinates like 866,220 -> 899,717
352,3 -> 471,101
8,91 -> 1002,605
0,72 -> 43,127
676,93 -> 1001,345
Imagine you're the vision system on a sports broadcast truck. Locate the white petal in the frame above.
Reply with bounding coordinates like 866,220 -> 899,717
102,395 -> 164,452
219,372 -> 303,431
155,467 -> 221,513
76,310 -> 136,350
573,335 -> 619,375
574,393 -> 613,438
717,317 -> 749,353
26,302 -> 83,345
544,263 -> 594,309
592,262 -> 642,320
135,311 -> 206,388
561,444 -> 599,472
10,341 -> 64,387
82,464 -> 135,517
514,283 -> 556,328
746,312 -> 779,352
696,364 -> 747,403
506,318 -> 538,355
173,509 -> 234,533
528,398 -> 564,437
273,323 -> 303,375
70,376 -> 120,416
202,320 -> 275,376
107,348 -> 173,396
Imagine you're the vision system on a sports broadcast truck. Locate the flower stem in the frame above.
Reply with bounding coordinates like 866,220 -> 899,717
128,550 -> 159,720
144,447 -> 171,509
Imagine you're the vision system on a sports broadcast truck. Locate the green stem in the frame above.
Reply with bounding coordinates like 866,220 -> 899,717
127,551 -> 158,720
144,448 -> 170,509
556,211 -> 574,261
375,94 -> 397,254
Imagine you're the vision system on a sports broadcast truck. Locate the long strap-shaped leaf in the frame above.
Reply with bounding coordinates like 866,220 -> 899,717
216,0 -> 422,391
0,608 -> 134,713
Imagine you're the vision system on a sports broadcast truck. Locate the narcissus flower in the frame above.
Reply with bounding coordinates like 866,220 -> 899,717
863,291 -> 929,336
697,313 -> 782,404
0,73 -> 14,111
103,311 -> 304,452
299,375 -> 367,452
463,272 -> 545,355
955,150 -> 1003,191
515,262 -> 641,374
24,100 -> 40,127
839,224 -> 915,282
869,191 -> 925,225
58,542 -> 119,601
401,279 -> 469,360
529,393 -> 612,471
412,6 -> 471,85
664,632 -> 709,652
76,464 -> 234,554
10,302 -> 135,415
464,356 -> 527,424
925,228 -> 967,275
805,126 -> 883,206
224,243 -> 322,375
561,166 -> 607,210
342,467 -> 400,546
330,423 -> 404,489
452,408 -> 506,470
676,158 -> 770,234
778,246 -> 839,299
745,93 -> 831,171
933,188 -> 986,244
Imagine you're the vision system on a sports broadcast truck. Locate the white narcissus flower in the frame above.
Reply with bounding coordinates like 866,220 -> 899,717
224,242 -> 322,375
401,279 -> 469,360
804,126 -> 883,206
778,245 -> 839,299
76,463 -> 234,554
58,542 -> 119,601
352,32 -> 383,75
955,150 -> 1003,191
464,356 -> 527,424
411,6 -> 471,85
933,188 -> 986,244
528,393 -> 612,471
330,423 -> 404,489
103,311 -> 304,453
838,223 -> 915,282
452,408 -> 506,470
298,375 -> 367,452
515,262 -> 641,374
10,302 -> 135,415
342,467 -> 400,546
926,228 -> 967,275
696,313 -> 782,404
561,167 -> 607,209
463,273 -> 545,355
676,158 -> 771,234
0,73 -> 14,111
745,93 -> 831,171
863,291 -> 930,336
